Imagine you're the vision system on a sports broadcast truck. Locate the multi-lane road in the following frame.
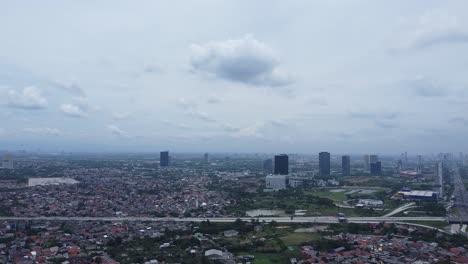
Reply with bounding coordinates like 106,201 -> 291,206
449,165 -> 468,223
0,216 -> 447,224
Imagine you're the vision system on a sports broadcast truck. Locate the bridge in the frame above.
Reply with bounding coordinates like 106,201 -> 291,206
0,215 -> 447,224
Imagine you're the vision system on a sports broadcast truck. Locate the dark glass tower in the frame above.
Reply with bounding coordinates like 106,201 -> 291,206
342,155 -> 350,176
370,161 -> 382,175
274,154 -> 288,175
160,151 -> 169,167
319,152 -> 331,176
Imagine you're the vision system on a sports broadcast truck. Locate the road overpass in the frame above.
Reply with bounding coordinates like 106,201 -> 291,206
0,216 -> 447,224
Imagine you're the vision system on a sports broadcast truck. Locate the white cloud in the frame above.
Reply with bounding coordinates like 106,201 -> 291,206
6,86 -> 47,109
52,80 -> 85,96
23,127 -> 62,136
190,35 -> 293,87
60,103 -> 86,117
107,124 -> 129,138
393,11 -> 468,51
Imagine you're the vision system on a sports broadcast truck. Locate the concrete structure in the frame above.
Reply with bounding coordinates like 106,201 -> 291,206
397,190 -> 438,201
223,229 -> 239,237
288,179 -> 303,188
203,153 -> 209,164
160,151 -> 169,167
342,155 -> 350,176
263,158 -> 273,173
417,155 -> 422,174
1,153 -> 14,169
437,162 -> 443,197
356,199 -> 383,208
319,152 -> 330,176
363,155 -> 370,172
274,154 -> 288,175
266,175 -> 287,190
28,178 -> 79,187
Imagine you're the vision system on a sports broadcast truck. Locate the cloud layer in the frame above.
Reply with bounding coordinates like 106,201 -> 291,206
190,35 -> 293,87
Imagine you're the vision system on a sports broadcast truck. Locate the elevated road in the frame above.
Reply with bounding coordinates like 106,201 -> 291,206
448,166 -> 468,223
0,216 -> 446,223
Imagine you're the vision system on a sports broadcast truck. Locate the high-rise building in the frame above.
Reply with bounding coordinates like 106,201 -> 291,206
319,152 -> 331,176
263,159 -> 273,173
1,153 -> 13,169
417,155 -> 422,174
363,155 -> 370,172
274,154 -> 288,175
364,154 -> 378,172
160,151 -> 169,167
342,155 -> 350,176
370,161 -> 381,175
204,153 -> 209,164
437,162 -> 443,196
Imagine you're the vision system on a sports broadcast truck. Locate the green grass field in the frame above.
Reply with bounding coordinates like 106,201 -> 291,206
307,190 -> 347,202
280,232 -> 320,245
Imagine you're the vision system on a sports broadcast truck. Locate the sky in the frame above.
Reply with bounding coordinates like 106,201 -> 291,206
1,1 -> 468,154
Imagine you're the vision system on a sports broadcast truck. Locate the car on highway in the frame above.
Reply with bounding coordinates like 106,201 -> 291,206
337,213 -> 347,223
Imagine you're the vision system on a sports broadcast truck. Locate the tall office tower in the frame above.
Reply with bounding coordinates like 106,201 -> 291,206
342,155 -> 351,176
160,151 -> 169,167
204,153 -> 209,164
370,155 -> 378,164
417,155 -> 422,174
319,152 -> 331,176
274,154 -> 289,175
2,153 -> 14,169
263,159 -> 273,173
397,160 -> 403,172
370,161 -> 382,175
363,155 -> 370,172
404,152 -> 408,167
437,162 -> 443,196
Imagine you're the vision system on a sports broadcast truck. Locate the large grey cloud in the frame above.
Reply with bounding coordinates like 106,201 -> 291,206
190,35 -> 293,87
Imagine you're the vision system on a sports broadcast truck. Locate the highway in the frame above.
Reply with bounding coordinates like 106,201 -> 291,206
0,216 -> 447,224
450,165 -> 468,223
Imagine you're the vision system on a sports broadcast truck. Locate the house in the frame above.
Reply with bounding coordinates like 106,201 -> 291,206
223,230 -> 239,237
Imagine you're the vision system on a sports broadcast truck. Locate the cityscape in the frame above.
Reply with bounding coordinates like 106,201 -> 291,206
0,150 -> 468,263
2,1 -> 468,263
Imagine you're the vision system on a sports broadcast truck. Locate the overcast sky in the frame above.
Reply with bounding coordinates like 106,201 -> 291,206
1,1 -> 468,154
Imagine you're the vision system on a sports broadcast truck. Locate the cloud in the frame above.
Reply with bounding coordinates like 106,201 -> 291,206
107,124 -> 129,138
60,103 -> 86,118
6,86 -> 48,109
306,97 -> 328,106
23,127 -> 62,136
177,98 -> 198,111
393,11 -> 468,52
143,64 -> 164,74
60,96 -> 95,118
206,96 -> 224,104
190,35 -> 293,87
405,76 -> 449,97
349,111 -> 399,120
448,117 -> 468,127
52,80 -> 85,96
